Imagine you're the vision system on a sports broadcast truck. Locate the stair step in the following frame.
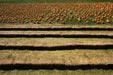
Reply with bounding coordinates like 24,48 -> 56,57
0,25 -> 113,31
0,31 -> 113,38
0,50 -> 113,65
0,38 -> 113,46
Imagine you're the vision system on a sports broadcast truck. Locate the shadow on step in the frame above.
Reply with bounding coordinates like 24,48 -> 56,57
0,28 -> 113,31
0,34 -> 113,38
0,44 -> 113,50
0,64 -> 113,70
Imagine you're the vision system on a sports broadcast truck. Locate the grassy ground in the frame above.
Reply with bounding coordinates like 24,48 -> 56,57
0,0 -> 113,3
0,24 -> 113,26
0,50 -> 113,65
0,70 -> 113,75
0,24 -> 113,29
1,31 -> 113,35
0,38 -> 113,46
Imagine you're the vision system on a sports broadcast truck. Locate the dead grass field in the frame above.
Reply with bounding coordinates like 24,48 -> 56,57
0,69 -> 113,75
0,38 -> 113,46
0,31 -> 113,35
0,50 -> 113,65
0,24 -> 113,28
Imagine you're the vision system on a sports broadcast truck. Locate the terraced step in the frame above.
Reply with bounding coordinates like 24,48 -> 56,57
0,38 -> 113,50
0,24 -> 113,71
0,24 -> 113,28
0,69 -> 113,75
0,24 -> 113,31
0,50 -> 113,65
0,31 -> 113,38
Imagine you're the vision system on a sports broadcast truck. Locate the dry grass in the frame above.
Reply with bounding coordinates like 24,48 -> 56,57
0,70 -> 113,75
0,31 -> 113,35
0,50 -> 113,65
0,24 -> 113,28
0,38 -> 113,46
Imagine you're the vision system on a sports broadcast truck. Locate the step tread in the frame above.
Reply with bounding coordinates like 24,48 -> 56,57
0,38 -> 113,46
0,24 -> 113,29
0,50 -> 113,65
0,31 -> 113,35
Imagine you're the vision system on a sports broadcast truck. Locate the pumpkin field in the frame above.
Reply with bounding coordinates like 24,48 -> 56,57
0,3 -> 113,24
